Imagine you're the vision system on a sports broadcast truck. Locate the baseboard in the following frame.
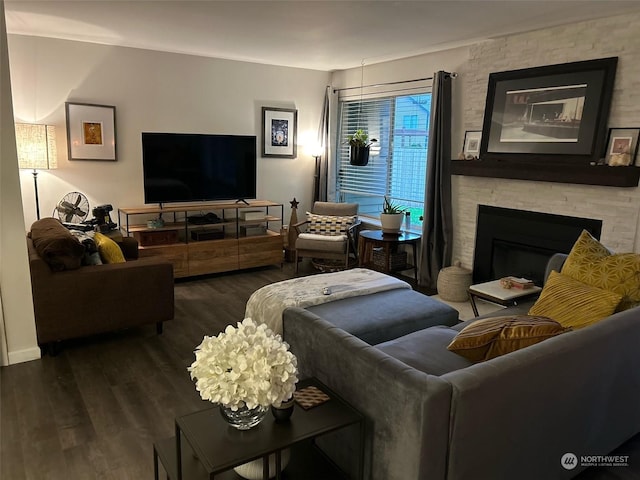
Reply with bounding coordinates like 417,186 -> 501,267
8,346 -> 41,365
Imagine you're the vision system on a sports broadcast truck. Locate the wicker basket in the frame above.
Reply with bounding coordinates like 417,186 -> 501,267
437,261 -> 472,302
372,248 -> 407,271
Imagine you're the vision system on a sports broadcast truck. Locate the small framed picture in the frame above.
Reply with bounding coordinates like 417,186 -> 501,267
605,128 -> 640,166
65,102 -> 117,161
463,130 -> 482,158
262,107 -> 297,158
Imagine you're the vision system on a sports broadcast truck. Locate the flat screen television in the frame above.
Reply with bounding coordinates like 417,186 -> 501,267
142,132 -> 257,204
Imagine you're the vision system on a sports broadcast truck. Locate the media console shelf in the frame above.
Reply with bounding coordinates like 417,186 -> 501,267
118,200 -> 283,278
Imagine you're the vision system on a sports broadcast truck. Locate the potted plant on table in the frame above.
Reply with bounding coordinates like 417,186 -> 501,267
380,196 -> 406,234
347,129 -> 377,166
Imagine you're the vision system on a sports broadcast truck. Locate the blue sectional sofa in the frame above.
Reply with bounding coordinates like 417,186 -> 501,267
282,257 -> 640,479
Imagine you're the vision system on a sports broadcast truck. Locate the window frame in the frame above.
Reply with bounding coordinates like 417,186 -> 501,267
335,90 -> 432,230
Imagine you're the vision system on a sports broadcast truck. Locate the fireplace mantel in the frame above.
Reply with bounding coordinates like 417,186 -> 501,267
451,159 -> 640,187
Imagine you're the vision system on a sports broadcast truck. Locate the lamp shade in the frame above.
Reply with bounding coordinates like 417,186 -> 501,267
309,143 -> 323,158
15,123 -> 57,170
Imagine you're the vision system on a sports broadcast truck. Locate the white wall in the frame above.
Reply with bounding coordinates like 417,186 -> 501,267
0,4 -> 40,365
8,35 -> 331,227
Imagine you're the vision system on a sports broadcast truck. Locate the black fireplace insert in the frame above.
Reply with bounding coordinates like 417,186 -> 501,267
473,205 -> 602,285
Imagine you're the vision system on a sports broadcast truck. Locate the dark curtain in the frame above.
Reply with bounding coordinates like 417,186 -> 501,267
315,86 -> 330,201
419,71 -> 453,288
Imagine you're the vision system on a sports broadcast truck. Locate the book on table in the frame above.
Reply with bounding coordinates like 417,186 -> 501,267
506,276 -> 534,289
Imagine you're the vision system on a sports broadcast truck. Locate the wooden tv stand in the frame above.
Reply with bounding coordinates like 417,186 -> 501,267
118,200 -> 283,278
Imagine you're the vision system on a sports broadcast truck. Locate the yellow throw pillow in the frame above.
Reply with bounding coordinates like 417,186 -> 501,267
447,315 -> 569,362
94,232 -> 126,264
528,271 -> 622,329
561,230 -> 640,310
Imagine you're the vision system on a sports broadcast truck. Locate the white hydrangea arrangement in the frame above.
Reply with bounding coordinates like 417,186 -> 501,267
189,318 -> 298,411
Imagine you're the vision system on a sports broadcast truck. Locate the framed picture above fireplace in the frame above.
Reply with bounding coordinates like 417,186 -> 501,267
479,57 -> 618,165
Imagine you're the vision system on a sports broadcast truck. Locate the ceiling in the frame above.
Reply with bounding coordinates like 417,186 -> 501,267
5,1 -> 640,72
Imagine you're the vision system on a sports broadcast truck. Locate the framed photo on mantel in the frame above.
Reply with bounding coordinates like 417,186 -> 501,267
605,127 -> 640,166
479,57 -> 618,165
462,130 -> 482,159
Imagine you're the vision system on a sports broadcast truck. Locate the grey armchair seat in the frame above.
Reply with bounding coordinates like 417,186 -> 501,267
293,201 -> 359,272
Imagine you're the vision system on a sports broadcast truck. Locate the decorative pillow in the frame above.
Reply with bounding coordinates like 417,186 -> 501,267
306,213 -> 355,236
447,315 -> 569,362
94,232 -> 126,264
29,218 -> 85,271
561,230 -> 640,311
528,270 -> 622,329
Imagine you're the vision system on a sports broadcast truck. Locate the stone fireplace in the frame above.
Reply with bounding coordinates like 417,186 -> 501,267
472,205 -> 602,285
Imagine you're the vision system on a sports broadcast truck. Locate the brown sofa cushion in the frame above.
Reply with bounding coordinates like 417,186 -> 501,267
29,218 -> 85,271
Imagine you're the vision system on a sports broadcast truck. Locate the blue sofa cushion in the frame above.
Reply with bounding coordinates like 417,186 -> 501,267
306,289 -> 459,345
376,326 -> 473,375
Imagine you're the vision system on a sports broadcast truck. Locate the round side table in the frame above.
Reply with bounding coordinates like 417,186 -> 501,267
358,229 -> 421,283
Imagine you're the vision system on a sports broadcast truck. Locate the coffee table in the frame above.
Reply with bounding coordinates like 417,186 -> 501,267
153,377 -> 364,480
468,280 -> 542,317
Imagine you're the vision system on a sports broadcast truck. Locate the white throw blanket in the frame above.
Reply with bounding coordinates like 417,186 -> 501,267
245,268 -> 410,334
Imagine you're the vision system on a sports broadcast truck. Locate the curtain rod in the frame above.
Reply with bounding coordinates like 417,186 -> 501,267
333,72 -> 456,94
339,85 -> 431,98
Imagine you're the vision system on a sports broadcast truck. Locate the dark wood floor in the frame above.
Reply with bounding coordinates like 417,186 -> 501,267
0,260 -> 315,480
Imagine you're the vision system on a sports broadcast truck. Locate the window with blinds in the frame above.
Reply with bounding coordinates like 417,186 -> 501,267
336,92 -> 431,229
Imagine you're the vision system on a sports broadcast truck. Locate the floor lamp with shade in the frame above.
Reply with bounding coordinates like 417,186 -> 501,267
15,123 -> 57,220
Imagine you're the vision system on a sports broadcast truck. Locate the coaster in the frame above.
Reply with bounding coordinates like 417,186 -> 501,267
294,385 -> 331,410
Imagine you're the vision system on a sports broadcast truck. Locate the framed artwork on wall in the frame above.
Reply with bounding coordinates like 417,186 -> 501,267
462,130 -> 482,158
65,102 -> 117,161
479,57 -> 618,165
262,107 -> 297,158
604,128 -> 640,166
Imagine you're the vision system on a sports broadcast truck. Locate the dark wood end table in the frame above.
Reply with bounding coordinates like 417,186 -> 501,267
358,229 -> 421,283
154,377 -> 364,480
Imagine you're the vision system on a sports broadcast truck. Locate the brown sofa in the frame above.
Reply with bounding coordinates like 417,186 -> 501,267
26,218 -> 175,353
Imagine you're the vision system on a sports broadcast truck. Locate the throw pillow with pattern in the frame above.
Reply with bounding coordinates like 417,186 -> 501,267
561,230 -> 640,311
306,213 -> 355,236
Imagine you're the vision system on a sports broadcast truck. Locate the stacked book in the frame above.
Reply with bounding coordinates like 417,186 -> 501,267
500,276 -> 535,289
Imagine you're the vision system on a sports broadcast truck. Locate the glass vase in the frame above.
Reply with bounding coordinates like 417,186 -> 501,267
220,404 -> 268,430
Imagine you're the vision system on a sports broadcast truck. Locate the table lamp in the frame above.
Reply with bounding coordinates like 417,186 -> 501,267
15,123 -> 57,220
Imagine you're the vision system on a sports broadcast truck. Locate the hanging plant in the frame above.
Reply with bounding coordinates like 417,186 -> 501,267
347,129 -> 375,148
347,129 -> 377,166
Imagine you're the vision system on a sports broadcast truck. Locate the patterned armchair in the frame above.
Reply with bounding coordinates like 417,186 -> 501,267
293,202 -> 359,272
